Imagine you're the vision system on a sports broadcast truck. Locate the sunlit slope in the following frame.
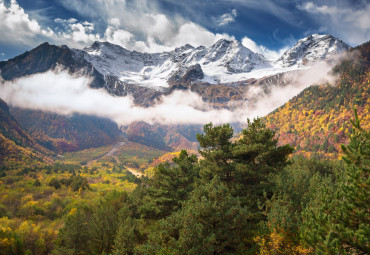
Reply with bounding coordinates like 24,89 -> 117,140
264,41 -> 370,158
0,99 -> 51,167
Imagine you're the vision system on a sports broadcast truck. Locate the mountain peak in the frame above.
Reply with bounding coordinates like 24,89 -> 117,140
211,38 -> 233,49
89,41 -> 103,49
84,41 -> 131,58
276,34 -> 350,67
176,44 -> 194,51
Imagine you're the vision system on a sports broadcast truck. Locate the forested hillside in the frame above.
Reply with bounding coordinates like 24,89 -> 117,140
0,99 -> 50,169
10,108 -> 122,153
1,113 -> 368,254
265,41 -> 370,158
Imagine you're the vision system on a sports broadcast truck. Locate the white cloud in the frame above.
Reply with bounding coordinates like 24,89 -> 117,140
0,70 -> 237,125
55,21 -> 101,47
1,0 -> 236,53
105,26 -> 134,48
54,0 -> 235,52
55,17 -> 77,24
218,9 -> 237,26
228,0 -> 298,26
245,62 -> 337,117
299,1 -> 370,45
241,36 -> 288,60
302,2 -> 341,16
170,22 -> 235,48
0,0 -> 54,46
0,1 -> 101,48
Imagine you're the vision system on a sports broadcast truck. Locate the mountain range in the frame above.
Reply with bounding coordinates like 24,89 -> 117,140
0,33 -> 360,159
0,34 -> 349,106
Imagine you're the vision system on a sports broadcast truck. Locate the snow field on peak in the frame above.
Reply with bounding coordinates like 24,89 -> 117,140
80,34 -> 349,88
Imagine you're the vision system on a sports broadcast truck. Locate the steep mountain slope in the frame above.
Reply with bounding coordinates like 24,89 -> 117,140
10,108 -> 123,153
265,41 -> 370,158
276,34 -> 349,67
0,42 -> 105,88
0,99 -> 50,167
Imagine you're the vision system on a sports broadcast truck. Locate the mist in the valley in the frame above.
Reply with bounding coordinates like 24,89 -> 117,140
0,60 -> 339,127
243,61 -> 338,119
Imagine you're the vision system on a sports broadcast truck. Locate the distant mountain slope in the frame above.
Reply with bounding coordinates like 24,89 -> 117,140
125,122 -> 200,151
10,108 -> 123,153
0,99 -> 50,167
265,41 -> 370,158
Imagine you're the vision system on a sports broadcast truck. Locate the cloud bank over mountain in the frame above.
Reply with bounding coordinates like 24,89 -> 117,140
0,60 -> 337,126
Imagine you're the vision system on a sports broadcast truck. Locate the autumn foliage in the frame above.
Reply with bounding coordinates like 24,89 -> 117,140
265,41 -> 370,159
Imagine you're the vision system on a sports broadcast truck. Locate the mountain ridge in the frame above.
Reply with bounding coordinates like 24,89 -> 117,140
0,34 -> 350,108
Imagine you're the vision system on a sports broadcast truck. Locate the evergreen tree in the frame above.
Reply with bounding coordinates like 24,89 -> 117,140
54,207 -> 91,255
337,110 -> 369,253
87,192 -> 127,254
141,177 -> 251,255
301,110 -> 370,254
197,123 -> 235,183
197,119 -> 293,210
232,118 -> 293,207
113,215 -> 146,255
264,157 -> 341,236
140,150 -> 199,219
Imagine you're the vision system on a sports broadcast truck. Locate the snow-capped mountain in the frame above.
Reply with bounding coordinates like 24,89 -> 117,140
0,34 -> 350,106
276,34 -> 350,67
78,39 -> 270,88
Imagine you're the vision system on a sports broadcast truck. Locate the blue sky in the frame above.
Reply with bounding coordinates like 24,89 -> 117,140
1,0 -> 369,61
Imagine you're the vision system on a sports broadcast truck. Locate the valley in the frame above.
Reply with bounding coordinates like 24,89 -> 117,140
0,30 -> 368,254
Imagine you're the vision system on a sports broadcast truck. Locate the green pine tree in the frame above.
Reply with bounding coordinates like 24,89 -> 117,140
139,150 -> 199,219
197,123 -> 235,183
232,118 -> 293,208
140,177 -> 251,255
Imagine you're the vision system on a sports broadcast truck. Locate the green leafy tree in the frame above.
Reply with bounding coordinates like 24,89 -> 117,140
70,175 -> 89,192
